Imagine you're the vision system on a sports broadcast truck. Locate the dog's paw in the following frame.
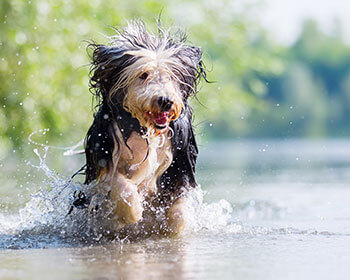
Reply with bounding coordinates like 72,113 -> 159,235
162,198 -> 187,236
112,185 -> 144,225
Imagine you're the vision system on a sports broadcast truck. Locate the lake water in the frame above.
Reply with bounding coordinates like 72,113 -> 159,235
1,139 -> 350,280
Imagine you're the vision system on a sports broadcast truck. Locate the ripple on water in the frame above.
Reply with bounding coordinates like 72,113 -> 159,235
0,146 -> 343,250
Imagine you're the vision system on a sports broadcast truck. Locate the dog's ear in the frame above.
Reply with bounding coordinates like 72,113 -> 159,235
176,45 -> 202,69
175,45 -> 205,98
186,46 -> 203,68
88,44 -> 132,101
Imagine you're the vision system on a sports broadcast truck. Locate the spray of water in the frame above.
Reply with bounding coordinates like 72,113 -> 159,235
0,130 -> 287,249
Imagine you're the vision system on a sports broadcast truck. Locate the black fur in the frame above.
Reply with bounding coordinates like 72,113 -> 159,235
158,103 -> 199,197
84,102 -> 142,184
83,21 -> 205,200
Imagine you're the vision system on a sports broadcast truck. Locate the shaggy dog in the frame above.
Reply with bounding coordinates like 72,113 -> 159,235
75,21 -> 206,236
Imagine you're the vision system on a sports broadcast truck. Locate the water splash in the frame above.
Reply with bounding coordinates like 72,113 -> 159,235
0,145 -> 242,249
0,147 -> 87,248
28,129 -> 85,155
0,143 -> 304,250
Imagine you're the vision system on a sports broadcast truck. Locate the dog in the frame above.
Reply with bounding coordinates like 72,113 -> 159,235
75,21 -> 206,236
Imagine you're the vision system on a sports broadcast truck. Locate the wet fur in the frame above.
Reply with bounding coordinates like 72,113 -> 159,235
82,21 -> 206,233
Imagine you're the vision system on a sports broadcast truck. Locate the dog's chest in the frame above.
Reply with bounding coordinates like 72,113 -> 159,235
117,130 -> 173,190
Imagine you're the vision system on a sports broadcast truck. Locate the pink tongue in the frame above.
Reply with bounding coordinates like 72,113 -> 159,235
154,112 -> 169,125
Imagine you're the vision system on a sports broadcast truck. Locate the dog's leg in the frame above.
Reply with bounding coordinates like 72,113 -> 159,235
163,196 -> 188,236
110,174 -> 143,225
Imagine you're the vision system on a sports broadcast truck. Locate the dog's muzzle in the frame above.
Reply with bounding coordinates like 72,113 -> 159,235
157,96 -> 174,112
145,96 -> 179,131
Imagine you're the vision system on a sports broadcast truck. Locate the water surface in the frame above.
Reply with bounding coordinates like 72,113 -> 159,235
1,139 -> 350,280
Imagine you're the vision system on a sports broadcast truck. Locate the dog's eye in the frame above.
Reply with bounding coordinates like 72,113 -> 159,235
139,72 -> 148,80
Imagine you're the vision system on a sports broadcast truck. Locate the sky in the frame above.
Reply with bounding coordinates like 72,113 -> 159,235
258,0 -> 350,45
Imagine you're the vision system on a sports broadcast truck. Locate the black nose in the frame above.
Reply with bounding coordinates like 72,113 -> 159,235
157,96 -> 173,111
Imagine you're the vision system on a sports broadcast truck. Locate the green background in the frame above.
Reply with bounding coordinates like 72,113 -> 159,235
1,0 -> 350,160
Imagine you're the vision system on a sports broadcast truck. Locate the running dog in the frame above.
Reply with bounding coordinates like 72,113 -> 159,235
78,21 -> 206,235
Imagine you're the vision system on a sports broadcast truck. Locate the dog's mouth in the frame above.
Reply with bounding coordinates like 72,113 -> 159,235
145,111 -> 174,131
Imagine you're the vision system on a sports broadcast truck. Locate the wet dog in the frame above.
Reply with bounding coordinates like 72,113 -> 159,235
76,21 -> 206,235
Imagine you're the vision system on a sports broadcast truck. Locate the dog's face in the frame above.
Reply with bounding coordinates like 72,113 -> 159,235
118,49 -> 185,133
89,22 -> 205,135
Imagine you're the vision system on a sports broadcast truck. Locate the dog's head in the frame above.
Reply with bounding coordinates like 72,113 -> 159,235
88,21 -> 205,134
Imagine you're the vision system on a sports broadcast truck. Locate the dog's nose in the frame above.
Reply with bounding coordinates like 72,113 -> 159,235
157,96 -> 173,111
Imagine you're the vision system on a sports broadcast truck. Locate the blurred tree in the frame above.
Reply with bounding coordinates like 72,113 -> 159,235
247,19 -> 350,138
4,1 -> 350,158
0,0 -> 282,157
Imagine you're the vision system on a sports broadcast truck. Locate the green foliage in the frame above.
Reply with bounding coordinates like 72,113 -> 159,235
3,1 -> 349,158
250,20 -> 350,138
1,0 -> 282,157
